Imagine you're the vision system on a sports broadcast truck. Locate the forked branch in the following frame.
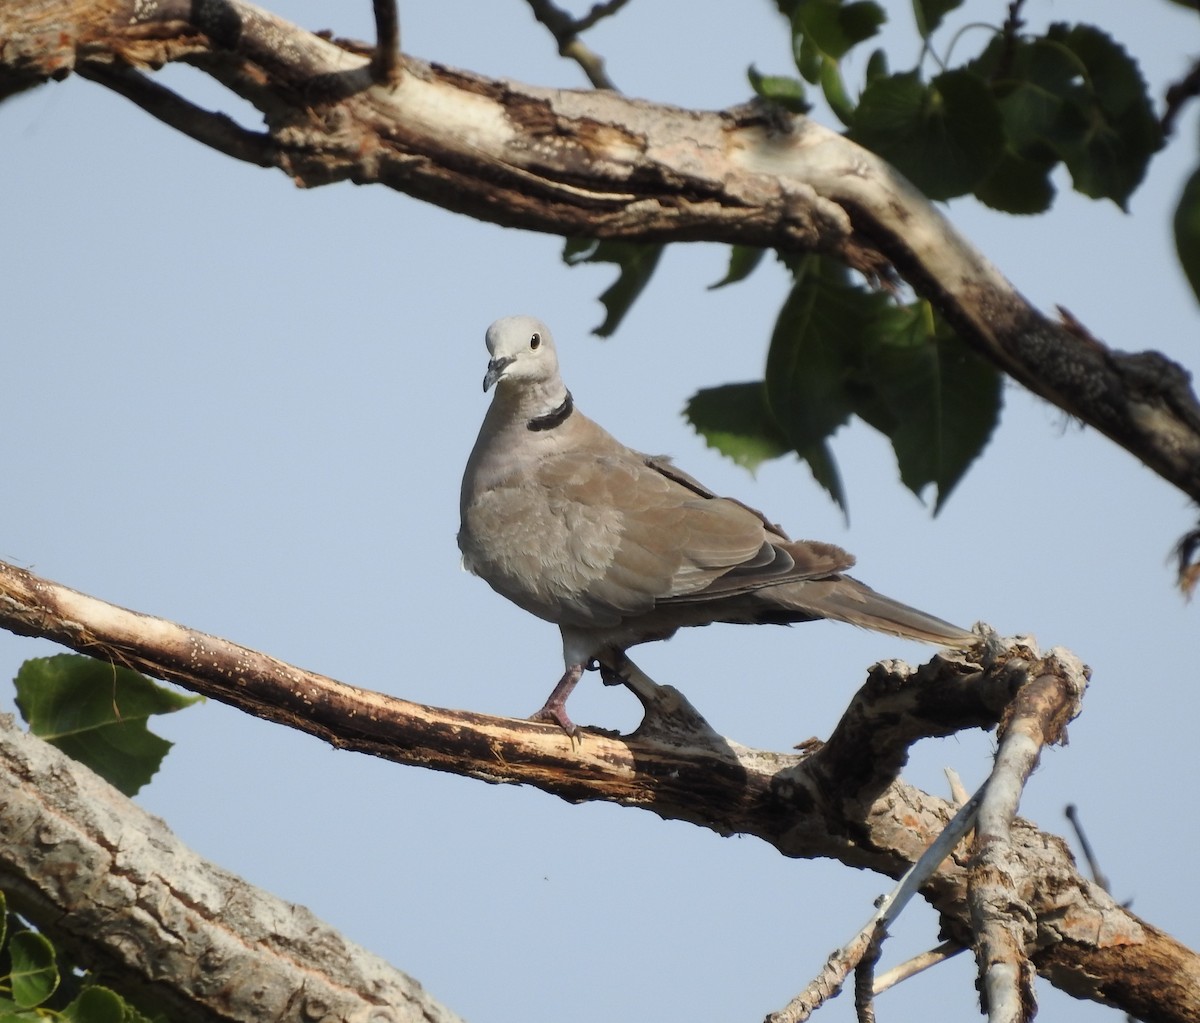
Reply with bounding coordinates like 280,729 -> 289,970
0,557 -> 1194,1021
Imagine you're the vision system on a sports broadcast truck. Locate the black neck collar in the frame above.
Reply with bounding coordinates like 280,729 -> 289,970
527,391 -> 574,432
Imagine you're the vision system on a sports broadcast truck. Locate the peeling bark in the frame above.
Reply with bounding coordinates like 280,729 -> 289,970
3,0 -> 1200,505
0,560 -> 1197,1021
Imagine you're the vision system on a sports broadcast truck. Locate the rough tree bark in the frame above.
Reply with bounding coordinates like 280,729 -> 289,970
0,559 -> 1197,1022
0,712 -> 464,1023
4,2 -> 1200,1021
3,0 -> 1200,508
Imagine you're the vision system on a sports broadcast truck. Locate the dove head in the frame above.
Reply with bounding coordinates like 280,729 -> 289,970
483,316 -> 561,393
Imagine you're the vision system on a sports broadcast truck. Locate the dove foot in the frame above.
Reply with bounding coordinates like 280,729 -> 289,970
598,654 -> 721,743
529,664 -> 585,736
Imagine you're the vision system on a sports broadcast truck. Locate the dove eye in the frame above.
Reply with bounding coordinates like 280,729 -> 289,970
530,332 -> 541,350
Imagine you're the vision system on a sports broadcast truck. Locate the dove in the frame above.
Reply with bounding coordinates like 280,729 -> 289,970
458,315 -> 974,735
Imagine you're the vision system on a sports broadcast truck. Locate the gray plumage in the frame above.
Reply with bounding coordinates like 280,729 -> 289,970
459,315 -> 973,734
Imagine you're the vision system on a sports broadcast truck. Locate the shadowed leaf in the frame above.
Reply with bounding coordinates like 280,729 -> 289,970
62,985 -> 128,1023
852,305 -> 1003,510
563,239 -> 664,337
851,68 -> 1003,200
913,0 -> 963,37
709,245 -> 767,290
747,65 -> 810,112
1174,166 -> 1200,307
685,382 -> 790,472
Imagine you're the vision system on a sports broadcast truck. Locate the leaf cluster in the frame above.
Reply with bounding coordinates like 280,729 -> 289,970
762,0 -> 1161,212
0,656 -> 200,1020
0,892 -> 158,1022
564,1 -> 1180,513
692,253 -> 1001,513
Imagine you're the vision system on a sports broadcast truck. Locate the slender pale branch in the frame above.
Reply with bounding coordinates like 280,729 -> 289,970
968,669 -> 1085,1023
768,782 -> 986,1023
872,942 -> 966,995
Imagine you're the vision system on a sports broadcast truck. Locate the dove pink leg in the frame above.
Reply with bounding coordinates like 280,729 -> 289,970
530,663 -> 585,735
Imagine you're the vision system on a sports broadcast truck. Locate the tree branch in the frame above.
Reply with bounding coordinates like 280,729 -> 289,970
968,669 -> 1084,1023
77,62 -> 280,166
370,0 -> 399,84
3,0 -> 1200,510
0,712 -> 463,1023
1162,57 -> 1200,138
524,0 -> 626,89
768,781 -> 987,1023
0,558 -> 1196,1021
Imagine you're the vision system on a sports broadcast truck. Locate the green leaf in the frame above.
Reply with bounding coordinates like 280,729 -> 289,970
562,239 -> 664,337
798,439 -> 847,517
0,997 -> 43,1021
764,257 -> 892,512
864,47 -> 889,84
761,258 -> 997,513
747,65 -> 810,113
684,382 -> 790,473
1174,166 -> 1200,307
14,655 -> 202,796
764,257 -> 867,449
1046,23 -> 1160,208
968,35 -> 1076,212
794,32 -> 823,84
818,56 -> 856,127
974,26 -> 1159,209
851,305 -> 1002,510
62,986 -> 128,1023
800,0 -> 886,60
709,246 -> 766,290
973,147 -> 1056,214
7,931 -> 58,1008
850,68 -> 1004,200
912,0 -> 962,37
974,36 -> 1078,154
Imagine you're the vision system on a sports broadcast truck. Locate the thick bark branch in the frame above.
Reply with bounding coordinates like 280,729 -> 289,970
3,0 -> 1200,507
0,712 -> 463,1023
0,559 -> 1197,1021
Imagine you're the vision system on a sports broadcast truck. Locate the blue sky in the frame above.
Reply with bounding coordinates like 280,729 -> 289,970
3,2 -> 1198,1021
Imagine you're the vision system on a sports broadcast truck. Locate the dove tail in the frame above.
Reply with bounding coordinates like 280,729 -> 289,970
788,577 -> 975,647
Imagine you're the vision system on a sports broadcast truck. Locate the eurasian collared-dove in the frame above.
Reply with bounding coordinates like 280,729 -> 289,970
459,315 -> 974,735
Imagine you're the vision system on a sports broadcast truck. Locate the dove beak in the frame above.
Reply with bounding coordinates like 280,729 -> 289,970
483,356 -> 515,392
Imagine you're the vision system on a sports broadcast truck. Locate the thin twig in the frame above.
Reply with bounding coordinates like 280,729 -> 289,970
77,64 -> 278,167
766,786 -> 986,1023
523,0 -> 625,89
945,766 -> 970,806
1173,525 -> 1200,598
370,0 -> 400,84
574,0 -> 631,34
872,942 -> 965,995
1064,804 -> 1111,893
